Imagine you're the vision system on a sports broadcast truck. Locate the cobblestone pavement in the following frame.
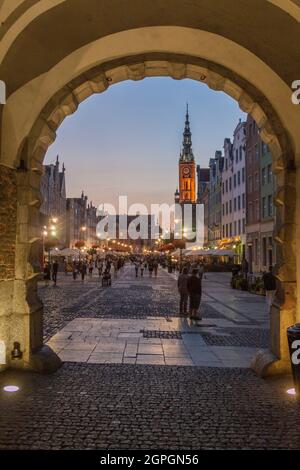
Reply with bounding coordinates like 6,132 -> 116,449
39,265 -> 268,341
1,265 -> 299,450
42,265 -> 270,367
0,364 -> 299,450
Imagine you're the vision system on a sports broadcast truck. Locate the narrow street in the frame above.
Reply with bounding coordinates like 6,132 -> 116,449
0,264 -> 299,450
43,265 -> 270,367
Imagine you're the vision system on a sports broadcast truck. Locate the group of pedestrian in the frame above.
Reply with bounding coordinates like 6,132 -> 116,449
70,255 -> 125,285
133,257 -> 159,278
177,266 -> 204,320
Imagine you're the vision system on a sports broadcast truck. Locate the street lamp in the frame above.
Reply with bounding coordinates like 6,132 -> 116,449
41,217 -> 59,266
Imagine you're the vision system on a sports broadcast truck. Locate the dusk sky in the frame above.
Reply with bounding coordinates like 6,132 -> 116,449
46,77 -> 246,212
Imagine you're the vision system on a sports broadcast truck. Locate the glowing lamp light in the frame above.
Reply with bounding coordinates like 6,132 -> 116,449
3,385 -> 20,393
287,388 -> 296,396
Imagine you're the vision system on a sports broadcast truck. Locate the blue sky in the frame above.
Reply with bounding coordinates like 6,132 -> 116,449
46,77 -> 246,210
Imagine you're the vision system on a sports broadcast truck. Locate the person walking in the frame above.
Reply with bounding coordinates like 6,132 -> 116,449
187,268 -> 202,320
177,267 -> 189,315
52,260 -> 59,286
80,261 -> 87,282
72,261 -> 78,281
140,261 -> 144,277
88,260 -> 94,277
134,261 -> 139,278
44,262 -> 51,287
262,266 -> 277,311
198,263 -> 205,280
97,259 -> 103,278
153,260 -> 158,277
148,262 -> 154,277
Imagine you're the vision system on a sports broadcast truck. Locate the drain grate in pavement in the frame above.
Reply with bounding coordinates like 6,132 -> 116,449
141,330 -> 183,339
201,328 -> 269,348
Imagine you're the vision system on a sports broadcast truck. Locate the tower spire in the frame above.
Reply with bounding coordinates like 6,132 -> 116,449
180,103 -> 194,162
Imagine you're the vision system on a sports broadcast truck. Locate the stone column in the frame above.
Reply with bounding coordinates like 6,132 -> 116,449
252,163 -> 297,376
12,167 -> 61,372
0,165 -> 17,371
0,162 -> 60,372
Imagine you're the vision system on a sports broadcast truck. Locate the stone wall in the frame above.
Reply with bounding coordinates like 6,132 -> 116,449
0,164 -> 17,369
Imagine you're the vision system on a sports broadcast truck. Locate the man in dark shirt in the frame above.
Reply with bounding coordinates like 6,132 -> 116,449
52,261 -> 59,286
187,268 -> 202,320
262,266 -> 277,311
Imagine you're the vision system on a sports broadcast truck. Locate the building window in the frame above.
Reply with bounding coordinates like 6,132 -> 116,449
262,141 -> 268,155
262,167 -> 266,185
238,171 -> 241,186
229,223 -> 232,237
234,221 -> 237,236
222,182 -> 224,194
222,204 -> 225,216
234,174 -> 237,188
223,225 -> 225,237
226,202 -> 228,215
239,146 -> 243,161
225,159 -> 228,171
229,200 -> 232,213
267,164 -> 272,184
248,203 -> 253,223
268,195 -> 273,217
247,150 -> 251,164
256,199 -> 260,220
262,237 -> 267,267
248,175 -> 252,193
238,195 -> 241,211
236,149 -> 238,163
262,197 -> 266,218
242,167 -> 245,183
238,219 -> 241,235
254,238 -> 258,265
242,193 -> 245,209
255,172 -> 259,190
226,180 -> 228,193
229,177 -> 232,190
234,198 -> 237,212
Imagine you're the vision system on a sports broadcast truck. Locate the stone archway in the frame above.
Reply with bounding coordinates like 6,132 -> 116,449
0,2 -> 299,375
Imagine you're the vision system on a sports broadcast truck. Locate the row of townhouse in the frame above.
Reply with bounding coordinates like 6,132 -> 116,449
198,115 -> 276,273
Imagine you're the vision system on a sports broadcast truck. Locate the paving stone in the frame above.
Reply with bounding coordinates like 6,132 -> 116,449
0,364 -> 299,450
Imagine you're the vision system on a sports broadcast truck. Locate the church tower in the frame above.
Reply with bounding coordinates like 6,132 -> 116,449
177,104 -> 196,203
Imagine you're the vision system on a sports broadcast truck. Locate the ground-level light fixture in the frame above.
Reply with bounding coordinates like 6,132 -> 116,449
11,342 -> 22,360
287,388 -> 296,396
3,385 -> 20,393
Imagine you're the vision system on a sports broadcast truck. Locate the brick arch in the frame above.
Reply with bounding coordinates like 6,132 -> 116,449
0,5 -> 299,373
3,53 -> 293,376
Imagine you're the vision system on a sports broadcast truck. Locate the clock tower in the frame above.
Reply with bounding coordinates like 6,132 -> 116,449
177,104 -> 196,203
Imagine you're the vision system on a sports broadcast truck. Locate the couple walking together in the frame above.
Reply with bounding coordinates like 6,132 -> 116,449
178,267 -> 203,320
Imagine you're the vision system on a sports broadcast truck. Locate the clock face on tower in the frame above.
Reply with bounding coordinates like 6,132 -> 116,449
182,166 -> 191,177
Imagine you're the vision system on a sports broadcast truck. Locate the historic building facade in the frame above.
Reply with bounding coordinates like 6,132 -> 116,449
197,165 -> 210,203
40,156 -> 67,246
231,120 -> 247,260
221,137 -> 234,242
245,115 -> 262,273
208,151 -> 224,247
260,141 -> 276,270
66,192 -> 98,249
